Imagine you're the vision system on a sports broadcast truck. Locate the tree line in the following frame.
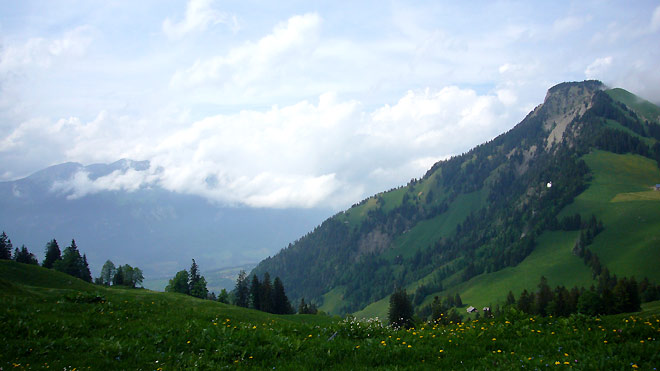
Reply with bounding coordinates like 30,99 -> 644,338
1,230 -> 142,287
232,270 -> 295,315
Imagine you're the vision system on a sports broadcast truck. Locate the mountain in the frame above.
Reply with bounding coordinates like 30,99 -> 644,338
252,80 -> 660,317
0,160 -> 331,279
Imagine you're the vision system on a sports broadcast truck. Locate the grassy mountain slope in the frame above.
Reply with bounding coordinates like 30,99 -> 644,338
3,261 -> 659,369
253,80 -> 660,318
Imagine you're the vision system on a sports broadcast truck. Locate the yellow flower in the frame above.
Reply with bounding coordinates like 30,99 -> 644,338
632,365 -> 639,369
308,334 -> 312,338
186,340 -> 191,344
439,349 -> 444,353
555,361 -> 561,365
407,345 -> 412,348
492,338 -> 496,341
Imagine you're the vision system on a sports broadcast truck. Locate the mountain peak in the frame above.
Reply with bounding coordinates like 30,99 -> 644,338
541,80 -> 605,150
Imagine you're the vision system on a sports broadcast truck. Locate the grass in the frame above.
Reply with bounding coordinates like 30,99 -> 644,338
611,190 -> 660,202
2,261 -> 660,369
606,88 -> 660,123
560,151 -> 660,282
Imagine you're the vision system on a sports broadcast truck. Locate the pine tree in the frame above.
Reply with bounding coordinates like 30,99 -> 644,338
517,289 -> 533,313
430,296 -> 444,322
388,287 -> 413,328
454,292 -> 463,307
42,239 -> 61,268
0,232 -> 12,260
55,239 -> 85,279
113,265 -> 125,286
260,273 -> 273,313
505,291 -> 516,306
272,276 -> 293,314
15,245 -> 38,265
233,270 -> 249,307
81,254 -> 92,282
250,274 -> 261,310
188,259 -> 200,294
534,276 -> 553,316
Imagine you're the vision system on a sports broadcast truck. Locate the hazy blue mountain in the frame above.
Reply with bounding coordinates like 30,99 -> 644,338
0,160 -> 331,279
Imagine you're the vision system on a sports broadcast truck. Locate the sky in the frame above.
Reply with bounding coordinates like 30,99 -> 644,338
1,0 -> 660,210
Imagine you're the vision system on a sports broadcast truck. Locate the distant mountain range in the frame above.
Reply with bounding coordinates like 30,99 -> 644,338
0,159 -> 331,280
252,80 -> 660,317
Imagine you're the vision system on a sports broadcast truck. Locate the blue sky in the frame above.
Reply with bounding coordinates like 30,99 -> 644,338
2,0 -> 659,209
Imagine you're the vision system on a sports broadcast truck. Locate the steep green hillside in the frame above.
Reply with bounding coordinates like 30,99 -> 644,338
253,80 -> 660,317
2,261 -> 659,369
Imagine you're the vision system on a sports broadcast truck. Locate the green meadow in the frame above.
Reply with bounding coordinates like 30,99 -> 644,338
3,261 -> 659,369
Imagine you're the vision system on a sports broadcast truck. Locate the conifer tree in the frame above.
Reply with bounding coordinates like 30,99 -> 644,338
250,274 -> 261,310
42,239 -> 61,268
388,287 -> 413,328
260,272 -> 273,313
113,265 -> 125,286
15,245 -> 38,265
0,232 -> 11,260
81,254 -> 92,282
233,270 -> 249,307
272,276 -> 293,314
55,239 -> 85,279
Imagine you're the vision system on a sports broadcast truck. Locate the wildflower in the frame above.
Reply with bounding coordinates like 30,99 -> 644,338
555,361 -> 561,365
492,338 -> 496,341
439,349 -> 444,353
408,345 -> 412,348
355,345 -> 360,349
632,365 -> 639,369
308,334 -> 312,338
186,340 -> 191,344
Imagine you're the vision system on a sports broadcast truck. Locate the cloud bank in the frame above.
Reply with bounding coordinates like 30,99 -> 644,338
2,1 -> 660,209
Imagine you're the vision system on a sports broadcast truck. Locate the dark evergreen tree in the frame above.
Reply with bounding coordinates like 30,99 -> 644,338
430,296 -> 444,322
42,239 -> 61,268
81,254 -> 92,282
517,289 -> 533,313
534,276 -> 553,316
505,291 -> 516,306
454,292 -> 463,307
260,272 -> 273,313
613,277 -> 641,313
188,259 -> 208,299
113,265 -> 125,286
14,245 -> 38,265
0,232 -> 11,260
233,270 -> 249,307
165,270 -> 189,294
250,274 -> 262,310
272,276 -> 293,314
388,287 -> 413,328
54,239 -> 85,279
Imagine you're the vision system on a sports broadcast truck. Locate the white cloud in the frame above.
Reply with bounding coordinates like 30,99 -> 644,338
32,86 -> 510,209
170,13 -> 321,89
585,56 -> 613,79
0,26 -> 92,73
651,6 -> 660,32
162,0 -> 238,40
